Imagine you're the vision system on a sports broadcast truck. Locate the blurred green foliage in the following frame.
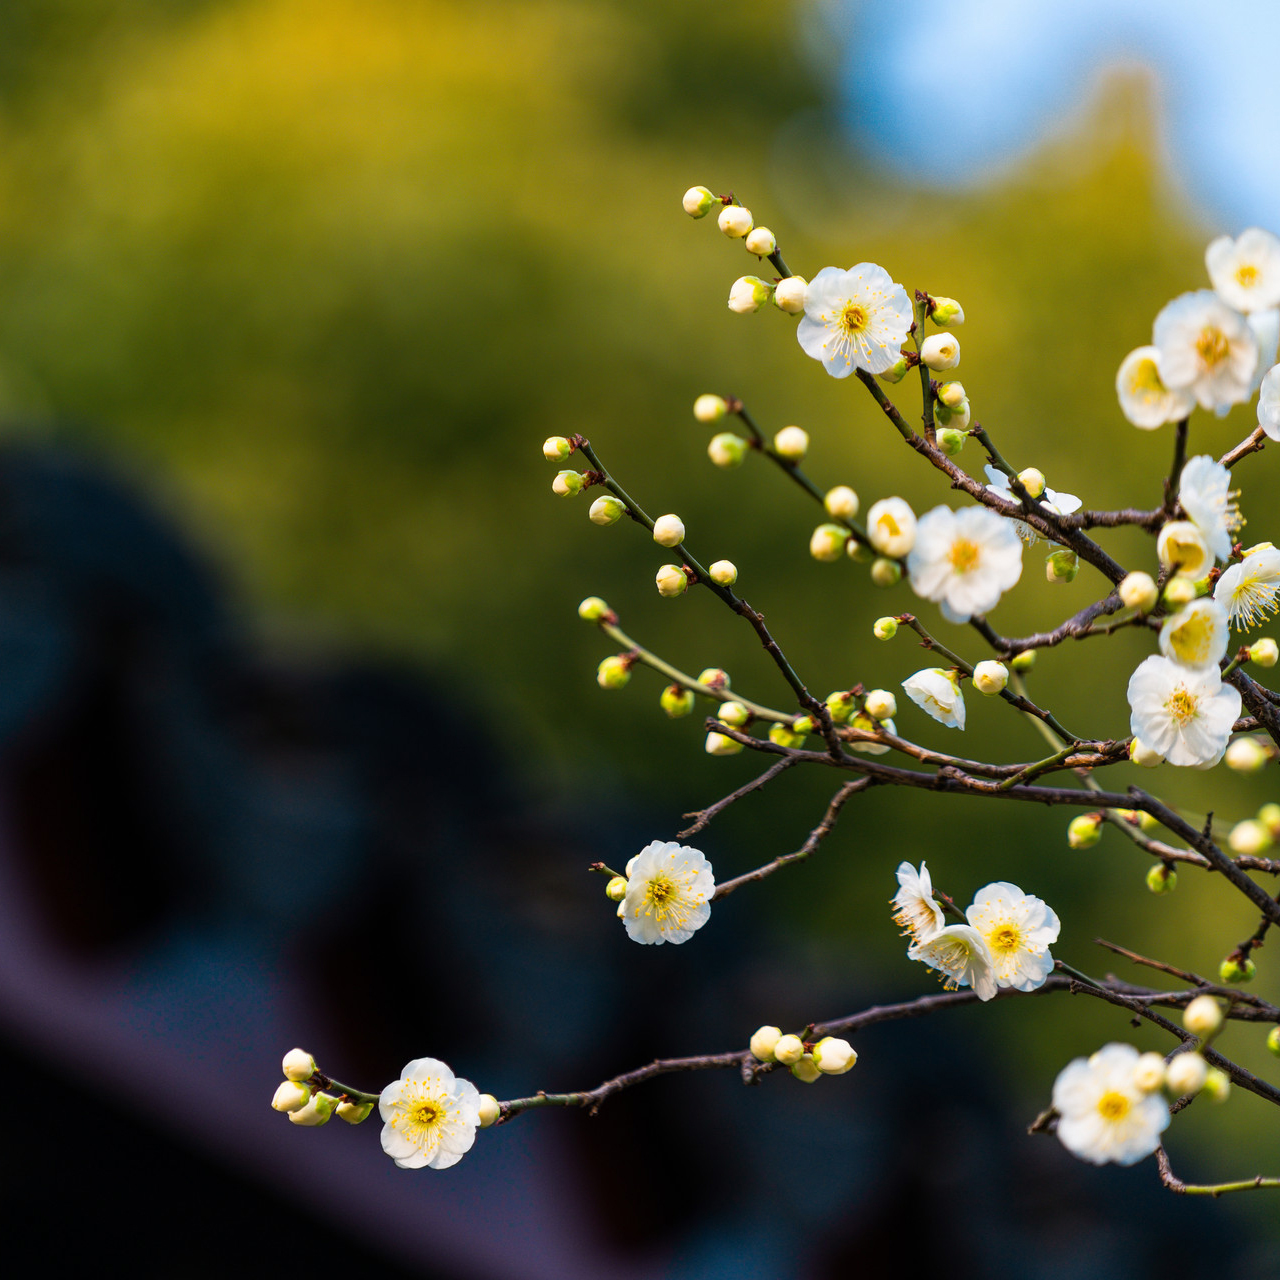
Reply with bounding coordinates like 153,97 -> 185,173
0,0 -> 1276,1218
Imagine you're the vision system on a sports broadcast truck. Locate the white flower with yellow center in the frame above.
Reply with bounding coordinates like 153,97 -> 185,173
1127,656 -> 1241,768
907,505 -> 1023,623
1156,520 -> 1211,580
891,861 -> 946,945
902,667 -> 966,730
964,881 -> 1060,992
982,466 -> 1081,544
1206,228 -> 1280,314
907,923 -> 997,1001
1159,597 -> 1230,669
1260,364 -> 1280,440
1214,545 -> 1280,630
620,840 -> 714,945
1052,1043 -> 1170,1166
797,264 -> 913,378
866,496 -> 917,557
1115,345 -> 1196,429
379,1057 -> 482,1171
1178,455 -> 1241,562
1153,290 -> 1258,411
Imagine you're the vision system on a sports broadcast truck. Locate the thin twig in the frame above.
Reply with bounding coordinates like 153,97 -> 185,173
679,757 -> 799,838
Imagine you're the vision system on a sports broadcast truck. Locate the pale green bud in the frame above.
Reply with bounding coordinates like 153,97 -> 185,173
1010,649 -> 1036,672
1228,818 -> 1272,856
873,617 -> 898,640
717,204 -> 753,238
790,1053 -> 822,1083
773,276 -> 807,314
1017,467 -> 1046,499
660,685 -> 695,718
936,380 -> 966,408
1130,737 -> 1163,767
1183,995 -> 1224,1038
694,393 -> 728,422
920,333 -> 960,370
336,1099 -> 374,1125
288,1092 -> 337,1127
1068,813 -> 1102,848
1132,1052 -> 1166,1092
698,667 -> 730,691
1259,803 -> 1280,837
272,1081 -> 312,1113
878,355 -> 911,384
810,523 -> 850,563
553,470 -> 585,497
773,425 -> 809,460
1165,1053 -> 1208,1097
655,564 -> 689,598
1268,1026 -> 1280,1057
769,720 -> 805,748
682,185 -> 717,218
792,715 -> 816,736
597,655 -> 631,689
846,538 -> 871,562
708,432 -> 747,468
1250,638 -> 1279,667
729,275 -> 773,314
578,596 -> 610,621
825,690 -> 857,723
972,661 -> 1008,695
1226,737 -> 1269,773
1218,955 -> 1256,984
1202,1068 -> 1231,1103
282,1048 -> 317,1082
749,1025 -> 782,1062
863,689 -> 896,720
542,435 -> 572,461
477,1094 -> 502,1128
1163,577 -> 1196,608
705,731 -> 743,756
1138,810 -> 1160,833
812,1036 -> 857,1075
605,875 -> 628,902
718,701 -> 751,727
773,1034 -> 805,1065
934,400 -> 971,432
870,558 -> 902,587
1045,549 -> 1079,583
652,513 -> 686,547
1119,571 -> 1159,613
936,426 -> 967,456
1146,863 -> 1177,894
744,226 -> 777,257
824,485 -> 859,520
589,495 -> 625,526
930,296 -> 964,327
709,559 -> 738,586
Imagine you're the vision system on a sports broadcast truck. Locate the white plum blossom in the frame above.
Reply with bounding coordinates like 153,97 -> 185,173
908,923 -> 997,1001
1127,656 -> 1242,768
797,264 -> 913,378
1156,520 -> 1211,580
891,861 -> 946,944
965,882 -> 1060,992
1115,346 -> 1196,429
619,840 -> 714,945
866,496 -> 917,557
1206,228 -> 1280,313
902,667 -> 966,730
1152,290 -> 1257,411
379,1058 -> 482,1171
983,466 -> 1080,544
1215,545 -> 1280,630
1260,364 -> 1280,441
907,504 -> 1023,623
1052,1043 -> 1170,1166
1158,598 -> 1230,670
1178,455 -> 1240,562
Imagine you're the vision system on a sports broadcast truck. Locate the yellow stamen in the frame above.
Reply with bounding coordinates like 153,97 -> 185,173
1195,326 -> 1230,369
948,538 -> 980,573
988,924 -> 1023,954
1235,263 -> 1259,289
1128,358 -> 1164,395
1097,1091 -> 1130,1121
839,302 -> 869,336
1166,687 -> 1198,725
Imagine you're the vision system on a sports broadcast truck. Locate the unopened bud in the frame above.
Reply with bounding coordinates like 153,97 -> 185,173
709,559 -> 738,586
792,715 -> 816,736
288,1092 -> 337,1126
1132,1052 -> 1166,1093
1146,863 -> 1177,894
790,1053 -> 822,1083
272,1081 -> 312,1113
920,333 -> 960,370
1268,1026 -> 1280,1057
1045,549 -> 1079,583
589,495 -> 625,526
870,557 -> 902,587
283,1048 -> 317,1081
698,667 -> 730,691
578,596 -> 609,621
773,425 -> 809,460
1218,955 -> 1256,984
1259,802 -> 1280,837
1119,571 -> 1159,613
717,701 -> 751,727
660,685 -> 695,718
1017,468 -> 1046,500
972,660 -> 1008,695
1068,813 -> 1102,849
848,710 -> 892,754
1165,1053 -> 1208,1097
812,1037 -> 857,1075
605,875 -> 628,902
1250,638 -> 1279,667
878,356 -> 911,384
826,690 -> 857,722
769,720 -> 805,748
682,186 -> 717,218
1226,737 -> 1269,773
729,275 -> 773,314
874,617 -> 898,640
863,689 -> 896,720
694,393 -> 728,422
717,204 -> 753,238
1228,818 -> 1272,856
744,227 -> 776,257
1138,810 -> 1161,833
597,655 -> 631,689
749,1025 -> 782,1062
810,523 -> 850,563
1183,995 -> 1224,1038
542,436 -> 572,461
867,497 -> 917,557
1158,520 -> 1211,579
477,1094 -> 502,1128
934,398 -> 971,431
936,381 -> 967,409
824,485 -> 859,520
705,731 -> 743,756
553,470 -> 585,497
773,276 -> 807,314
930,296 -> 964,327
1202,1068 -> 1231,1102
1162,577 -> 1196,608
708,432 -> 747,468
652,513 -> 686,547
655,564 -> 689,598
773,1034 -> 805,1065
1010,649 -> 1036,672
336,1099 -> 374,1125
1130,737 -> 1163,767
936,426 -> 967,456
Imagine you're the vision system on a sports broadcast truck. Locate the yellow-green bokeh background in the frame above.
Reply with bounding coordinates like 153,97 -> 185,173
3,0 -> 1277,1233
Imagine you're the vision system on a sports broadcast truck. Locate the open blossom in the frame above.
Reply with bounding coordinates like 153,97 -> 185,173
982,466 -> 1081,544
907,505 -> 1023,623
1178,455 -> 1240,562
891,861 -> 945,944
797,264 -> 913,377
902,667 -> 966,730
965,882 -> 1060,992
1214,545 -> 1280,629
1206,228 -> 1280,313
1052,1043 -> 1170,1166
1261,364 -> 1280,440
379,1058 -> 482,1171
1156,520 -> 1211,580
1127,656 -> 1241,768
619,840 -> 714,945
908,923 -> 997,1000
1115,345 -> 1196,428
1153,290 -> 1257,411
1158,598 -> 1230,669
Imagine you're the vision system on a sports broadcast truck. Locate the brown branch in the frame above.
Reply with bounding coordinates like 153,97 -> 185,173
1220,425 -> 1267,470
678,756 -> 799,838
1157,1146 -> 1280,1196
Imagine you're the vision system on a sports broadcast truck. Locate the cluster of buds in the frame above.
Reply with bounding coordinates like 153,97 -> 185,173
269,1048 -> 374,1127
749,1025 -> 857,1082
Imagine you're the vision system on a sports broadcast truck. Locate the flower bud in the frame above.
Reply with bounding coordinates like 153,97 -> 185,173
790,1053 -> 822,1083
878,356 -> 911,384
694,393 -> 728,422
705,731 -> 743,756
749,1025 -> 783,1062
930,296 -> 964,327
871,557 -> 902,587
773,276 -> 807,314
272,1081 -> 312,1112
863,689 -> 896,721
846,538 -> 870,562
1268,1026 -> 1280,1057
717,204 -> 753,238
1162,577 -> 1196,609
1067,813 -> 1102,849
848,711 -> 892,754
1138,810 -> 1160,833
589,495 -> 625,526
826,690 -> 856,723
718,701 -> 751,727
1130,737 -> 1163,768
1250,638 -> 1279,667
1158,520 -> 1211,579
1260,802 -> 1280,837
698,667 -> 730,691
707,432 -> 747,468
744,227 -> 776,256
553,470 -> 585,497
970,661 -> 1008,696
936,381 -> 966,409
1228,818 -> 1272,856
655,564 -> 689,598
1184,995 -> 1224,1038
597,655 -> 631,689
1010,649 -> 1036,672
812,1036 -> 857,1075
660,685 -> 695,718
1146,863 -> 1177,894
773,1034 -> 805,1065
652,513 -> 686,547
336,1099 -> 374,1125
769,720 -> 805,748
824,485 -> 859,520
793,715 -> 816,736
542,435 -> 572,461
288,1091 -> 337,1126
709,559 -> 738,586
773,425 -> 809,460
1118,571 -> 1159,613
477,1094 -> 502,1128
1226,737 -> 1269,773
1045,550 -> 1079,583
729,275 -> 773,314
936,426 -> 967,456
1202,1068 -> 1231,1102
866,497 -> 917,557
810,523 -> 850,563
1132,1052 -> 1166,1092
1219,955 -> 1256,984
874,617 -> 898,640
282,1048 -> 317,1081
1165,1053 -> 1208,1097
682,185 -> 717,218
605,875 -> 628,902
920,333 -> 960,370
578,596 -> 610,621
